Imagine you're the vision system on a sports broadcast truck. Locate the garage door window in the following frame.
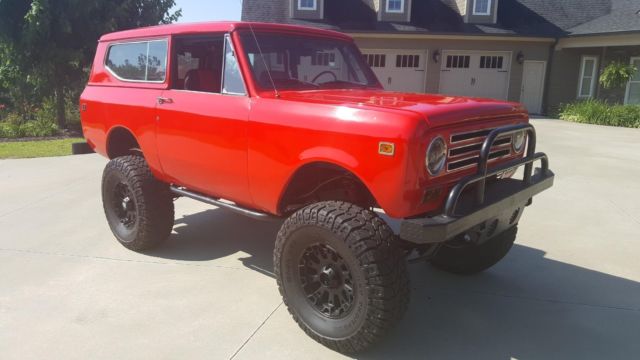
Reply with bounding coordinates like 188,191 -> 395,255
480,55 -> 503,69
364,54 -> 386,68
312,52 -> 336,66
446,55 -> 470,69
396,55 -> 420,68
578,56 -> 598,99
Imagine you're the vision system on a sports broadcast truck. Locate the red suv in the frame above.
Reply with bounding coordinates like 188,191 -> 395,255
80,22 -> 554,354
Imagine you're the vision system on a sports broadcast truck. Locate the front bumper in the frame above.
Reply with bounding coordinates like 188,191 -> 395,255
400,123 -> 554,244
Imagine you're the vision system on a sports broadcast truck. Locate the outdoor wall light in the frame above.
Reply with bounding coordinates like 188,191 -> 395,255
432,49 -> 441,63
517,51 -> 525,64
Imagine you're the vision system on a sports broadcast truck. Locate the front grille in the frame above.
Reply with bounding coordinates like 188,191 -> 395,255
447,128 -> 513,173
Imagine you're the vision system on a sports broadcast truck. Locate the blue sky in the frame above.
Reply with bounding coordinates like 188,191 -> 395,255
174,0 -> 242,23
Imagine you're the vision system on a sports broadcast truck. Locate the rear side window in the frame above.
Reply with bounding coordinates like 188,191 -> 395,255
106,40 -> 168,82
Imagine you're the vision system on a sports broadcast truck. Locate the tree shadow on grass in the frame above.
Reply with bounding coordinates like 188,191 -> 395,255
147,208 -> 640,359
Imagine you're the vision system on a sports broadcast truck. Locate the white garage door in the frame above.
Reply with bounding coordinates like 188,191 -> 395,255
439,51 -> 511,100
362,50 -> 426,93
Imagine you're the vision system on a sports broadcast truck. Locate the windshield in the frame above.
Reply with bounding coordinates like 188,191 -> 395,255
239,31 -> 380,91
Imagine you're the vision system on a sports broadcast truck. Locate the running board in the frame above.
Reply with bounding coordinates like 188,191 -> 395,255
169,186 -> 280,221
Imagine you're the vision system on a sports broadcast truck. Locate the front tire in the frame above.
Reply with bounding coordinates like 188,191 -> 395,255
102,155 -> 174,251
430,226 -> 518,275
274,201 -> 409,354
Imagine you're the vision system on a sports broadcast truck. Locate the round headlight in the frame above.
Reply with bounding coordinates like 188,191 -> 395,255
426,136 -> 447,176
512,131 -> 526,153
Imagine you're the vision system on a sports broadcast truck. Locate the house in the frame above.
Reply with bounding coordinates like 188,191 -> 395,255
241,0 -> 640,114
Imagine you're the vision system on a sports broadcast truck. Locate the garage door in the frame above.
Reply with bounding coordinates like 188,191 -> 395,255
362,50 -> 426,93
439,51 -> 511,100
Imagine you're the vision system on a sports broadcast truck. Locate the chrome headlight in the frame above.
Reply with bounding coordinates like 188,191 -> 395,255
426,136 -> 447,176
512,130 -> 526,153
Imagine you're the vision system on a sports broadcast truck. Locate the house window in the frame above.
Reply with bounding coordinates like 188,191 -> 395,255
364,54 -> 387,68
386,0 -> 404,13
480,55 -> 504,69
445,55 -> 470,69
298,0 -> 316,10
626,57 -> 640,104
473,0 -> 492,15
578,56 -> 598,98
396,54 -> 420,68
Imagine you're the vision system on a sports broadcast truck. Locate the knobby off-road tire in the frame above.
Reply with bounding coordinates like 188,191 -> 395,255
430,226 -> 518,275
102,155 -> 174,251
274,201 -> 409,354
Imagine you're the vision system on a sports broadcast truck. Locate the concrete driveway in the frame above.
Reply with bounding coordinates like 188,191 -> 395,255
1,119 -> 639,359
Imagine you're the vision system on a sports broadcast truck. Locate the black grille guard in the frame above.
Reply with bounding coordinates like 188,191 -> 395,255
400,123 -> 555,244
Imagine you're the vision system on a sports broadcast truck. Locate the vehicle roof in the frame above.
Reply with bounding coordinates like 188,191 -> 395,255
99,21 -> 353,42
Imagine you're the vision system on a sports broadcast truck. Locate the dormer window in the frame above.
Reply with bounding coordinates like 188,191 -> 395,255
473,0 -> 492,15
299,0 -> 317,10
386,0 -> 404,13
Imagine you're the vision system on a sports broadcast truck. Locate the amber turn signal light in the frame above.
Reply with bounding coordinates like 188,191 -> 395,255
378,142 -> 395,156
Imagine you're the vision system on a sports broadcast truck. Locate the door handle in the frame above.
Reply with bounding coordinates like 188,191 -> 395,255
157,97 -> 173,105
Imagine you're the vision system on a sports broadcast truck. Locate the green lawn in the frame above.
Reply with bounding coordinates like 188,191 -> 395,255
0,138 -> 85,159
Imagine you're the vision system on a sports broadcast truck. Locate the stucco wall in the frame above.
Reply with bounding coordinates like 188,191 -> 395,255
353,36 -> 551,103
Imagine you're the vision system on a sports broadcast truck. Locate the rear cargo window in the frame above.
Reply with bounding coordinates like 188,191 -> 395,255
106,40 -> 168,82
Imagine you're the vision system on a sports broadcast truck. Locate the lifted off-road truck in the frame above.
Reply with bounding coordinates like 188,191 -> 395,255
80,22 -> 554,354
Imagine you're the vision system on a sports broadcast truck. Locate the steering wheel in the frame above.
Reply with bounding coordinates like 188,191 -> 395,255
312,70 -> 338,84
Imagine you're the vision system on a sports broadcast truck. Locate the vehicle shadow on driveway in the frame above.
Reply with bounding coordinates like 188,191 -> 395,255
147,208 -> 640,359
146,209 -> 282,277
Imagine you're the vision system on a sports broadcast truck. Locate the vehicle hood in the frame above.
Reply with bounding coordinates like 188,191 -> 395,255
276,89 -> 528,127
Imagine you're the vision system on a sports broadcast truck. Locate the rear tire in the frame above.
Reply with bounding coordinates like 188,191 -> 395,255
102,155 -> 174,251
274,201 -> 409,354
430,226 -> 518,275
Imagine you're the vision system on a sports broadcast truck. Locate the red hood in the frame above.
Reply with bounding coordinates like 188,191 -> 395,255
275,89 -> 528,127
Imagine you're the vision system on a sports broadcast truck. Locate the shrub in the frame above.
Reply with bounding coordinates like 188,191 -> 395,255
599,62 -> 638,89
20,117 -> 59,137
558,99 -> 640,128
0,108 -> 59,138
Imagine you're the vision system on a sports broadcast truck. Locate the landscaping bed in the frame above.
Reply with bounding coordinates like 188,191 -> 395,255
558,100 -> 640,128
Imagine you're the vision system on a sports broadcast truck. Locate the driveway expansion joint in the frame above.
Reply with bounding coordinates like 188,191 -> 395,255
229,302 -> 283,360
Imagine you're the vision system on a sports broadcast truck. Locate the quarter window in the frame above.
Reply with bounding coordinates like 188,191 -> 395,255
106,40 -> 167,82
473,0 -> 492,15
446,55 -> 470,69
578,56 -> 598,98
299,0 -> 316,10
222,35 -> 246,95
386,0 -> 404,12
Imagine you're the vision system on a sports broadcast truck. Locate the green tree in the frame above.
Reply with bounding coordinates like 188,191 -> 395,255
0,0 -> 181,128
